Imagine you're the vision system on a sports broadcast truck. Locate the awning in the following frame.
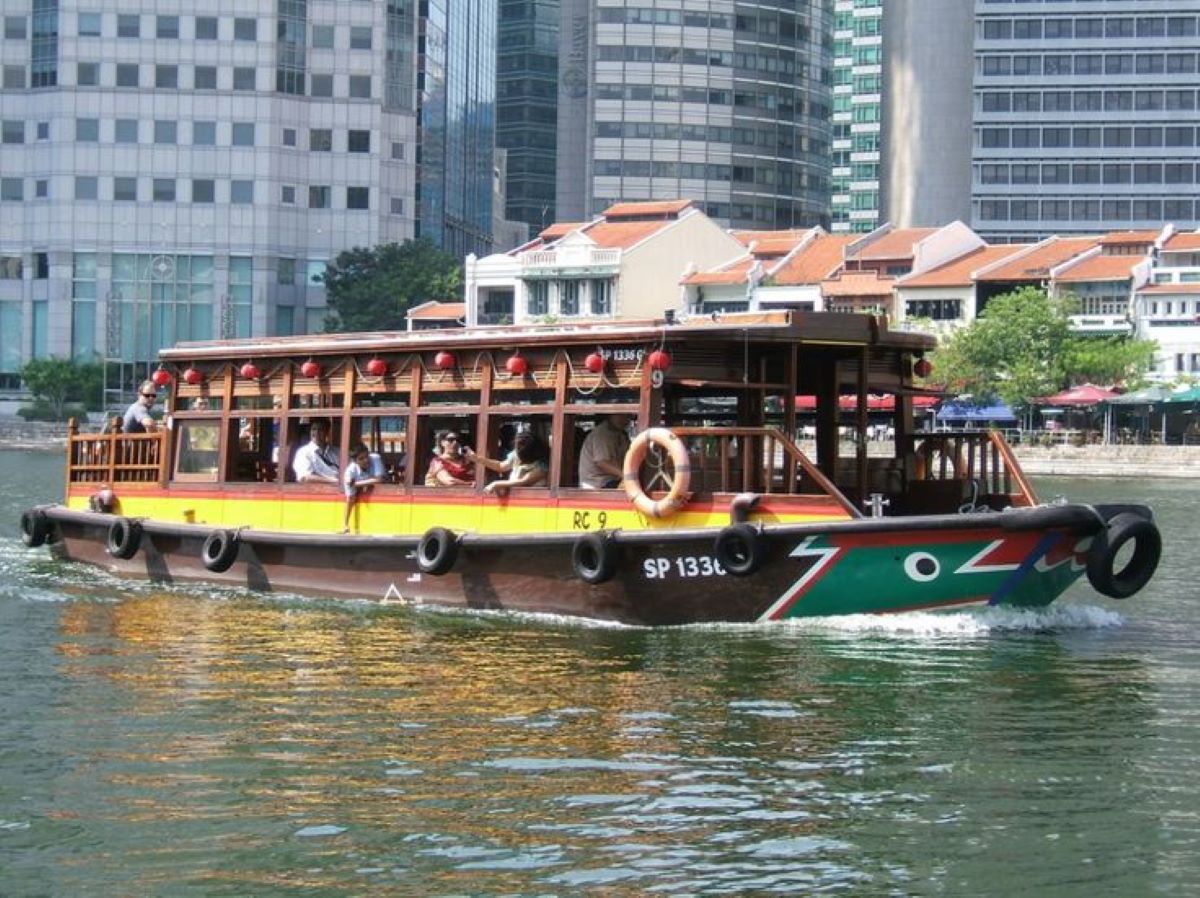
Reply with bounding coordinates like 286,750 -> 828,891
1034,384 -> 1120,407
936,401 -> 1017,422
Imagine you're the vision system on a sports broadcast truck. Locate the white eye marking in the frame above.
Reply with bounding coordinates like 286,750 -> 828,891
904,552 -> 940,582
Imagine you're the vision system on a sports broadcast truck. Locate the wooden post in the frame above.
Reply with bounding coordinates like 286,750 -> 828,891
64,418 -> 78,492
784,345 -> 798,492
548,353 -> 567,493
856,347 -> 868,506
216,361 -> 236,484
276,362 -> 293,484
815,353 -> 839,479
403,364 -> 422,489
340,360 -> 356,462
475,352 -> 494,493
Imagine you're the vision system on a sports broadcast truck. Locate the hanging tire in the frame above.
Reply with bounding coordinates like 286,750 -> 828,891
20,509 -> 49,548
1086,512 -> 1161,600
417,527 -> 458,576
572,532 -> 618,585
106,517 -> 142,560
714,523 -> 766,577
201,530 -> 240,573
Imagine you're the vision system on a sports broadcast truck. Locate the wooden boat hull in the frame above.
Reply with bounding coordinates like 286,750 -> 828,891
34,503 -> 1148,625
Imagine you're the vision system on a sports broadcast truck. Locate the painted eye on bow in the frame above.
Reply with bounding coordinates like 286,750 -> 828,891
903,552 -> 941,582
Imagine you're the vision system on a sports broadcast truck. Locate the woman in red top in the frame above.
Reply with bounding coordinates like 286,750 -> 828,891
425,431 -> 475,486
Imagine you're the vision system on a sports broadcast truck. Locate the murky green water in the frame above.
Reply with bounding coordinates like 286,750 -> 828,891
1,450 -> 1197,896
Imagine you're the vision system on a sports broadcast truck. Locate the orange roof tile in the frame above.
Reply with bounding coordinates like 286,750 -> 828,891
1055,254 -> 1140,283
408,301 -> 465,320
602,199 -> 693,219
581,219 -> 676,249
538,222 -> 584,241
1098,230 -> 1157,246
1139,283 -> 1200,294
821,271 -> 895,298
848,228 -> 938,262
1163,232 -> 1200,251
731,229 -> 810,247
682,258 -> 756,286
979,237 -> 1097,282
771,234 -> 855,285
897,244 -> 1030,288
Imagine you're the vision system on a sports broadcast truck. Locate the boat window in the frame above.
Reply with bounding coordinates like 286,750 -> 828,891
417,416 -> 476,488
290,393 -> 344,410
174,419 -> 221,481
478,415 -> 552,491
226,415 -> 279,482
233,394 -> 280,411
280,416 -> 341,484
421,388 -> 480,408
174,391 -> 224,412
354,391 -> 409,409
488,387 -> 555,407
349,415 -> 406,483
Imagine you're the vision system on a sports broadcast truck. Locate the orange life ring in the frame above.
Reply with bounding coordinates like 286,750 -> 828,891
914,439 -> 968,480
623,427 -> 692,519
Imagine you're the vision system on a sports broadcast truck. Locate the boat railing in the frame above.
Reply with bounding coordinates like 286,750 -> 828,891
903,430 -> 1037,507
65,419 -> 167,486
670,426 -> 859,513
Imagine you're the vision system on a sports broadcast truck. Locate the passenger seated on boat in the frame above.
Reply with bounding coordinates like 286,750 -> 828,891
468,431 -> 548,495
342,443 -> 386,532
578,413 -> 632,489
424,430 -> 474,486
292,419 -> 340,484
122,380 -> 161,433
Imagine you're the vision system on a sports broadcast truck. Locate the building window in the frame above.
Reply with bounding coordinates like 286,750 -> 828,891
350,26 -> 372,50
117,14 -> 139,37
391,142 -> 405,160
34,179 -> 47,198
231,122 -> 255,146
74,176 -> 98,200
195,16 -> 217,40
154,120 -> 177,144
278,258 -> 296,285
349,75 -> 371,99
192,179 -> 214,203
230,180 -> 253,204
232,67 -> 255,90
348,130 -> 370,153
155,64 -> 178,88
153,178 -> 176,202
227,257 -> 253,338
0,179 -> 22,202
559,281 -> 580,316
282,185 -> 295,204
346,187 -> 369,210
2,66 -> 25,89
1,121 -> 23,144
194,65 -> 217,89
116,63 -> 139,87
310,74 -> 333,97
389,197 -> 404,215
283,128 -> 296,147
193,121 -> 216,145
233,18 -> 256,41
111,253 -> 215,361
113,177 -> 137,201
310,129 -> 332,151
590,280 -> 612,316
76,118 -> 99,142
77,62 -> 99,86
156,15 -> 178,38
309,186 -> 331,209
36,121 -> 48,140
4,15 -> 27,39
312,25 -> 334,49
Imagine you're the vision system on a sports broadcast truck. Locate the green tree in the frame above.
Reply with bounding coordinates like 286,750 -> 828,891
319,239 -> 463,333
930,287 -> 1155,407
20,357 -> 102,420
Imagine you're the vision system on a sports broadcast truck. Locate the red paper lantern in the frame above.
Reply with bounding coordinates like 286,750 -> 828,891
240,362 -> 261,380
183,367 -> 204,385
365,357 -> 388,377
434,350 -> 456,370
914,357 -> 933,379
647,349 -> 672,371
300,359 -> 322,379
151,367 -> 172,387
505,353 -> 529,376
584,352 -> 605,374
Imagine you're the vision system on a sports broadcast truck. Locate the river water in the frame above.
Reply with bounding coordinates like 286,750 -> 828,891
1,450 -> 1197,897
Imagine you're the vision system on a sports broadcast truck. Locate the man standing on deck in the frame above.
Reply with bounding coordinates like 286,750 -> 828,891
292,419 -> 340,483
578,413 -> 632,489
122,380 -> 160,433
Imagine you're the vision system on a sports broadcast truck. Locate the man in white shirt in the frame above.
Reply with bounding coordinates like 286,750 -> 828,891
292,419 -> 340,483
578,413 -> 631,489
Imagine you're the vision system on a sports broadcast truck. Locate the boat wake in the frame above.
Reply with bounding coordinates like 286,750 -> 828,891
778,603 -> 1124,637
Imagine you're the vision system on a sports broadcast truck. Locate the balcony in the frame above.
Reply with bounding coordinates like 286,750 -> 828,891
1068,314 -> 1131,335
519,246 -> 621,277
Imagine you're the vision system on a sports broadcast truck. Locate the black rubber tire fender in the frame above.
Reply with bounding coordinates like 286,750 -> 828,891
20,509 -> 49,548
1086,512 -> 1162,600
572,532 -> 618,585
201,529 -> 240,573
106,517 -> 142,560
417,527 -> 459,576
714,523 -> 766,577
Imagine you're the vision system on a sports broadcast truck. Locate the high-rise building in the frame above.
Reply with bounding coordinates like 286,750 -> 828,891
495,0 -> 560,235
973,0 -> 1200,241
416,0 -> 497,259
830,0 -> 882,234
552,0 -> 835,231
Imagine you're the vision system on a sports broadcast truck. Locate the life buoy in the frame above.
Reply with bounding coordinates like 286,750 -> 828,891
201,529 -> 240,573
417,526 -> 458,576
20,509 -> 49,548
572,532 -> 618,584
1086,512 -> 1161,599
106,517 -> 142,559
622,427 -> 691,519
914,439 -> 968,480
714,523 -> 766,577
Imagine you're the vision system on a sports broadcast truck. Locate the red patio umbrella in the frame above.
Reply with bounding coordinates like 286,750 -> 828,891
1035,384 -> 1120,407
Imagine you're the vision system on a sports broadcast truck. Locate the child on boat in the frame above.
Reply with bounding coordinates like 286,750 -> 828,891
342,443 -> 386,532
